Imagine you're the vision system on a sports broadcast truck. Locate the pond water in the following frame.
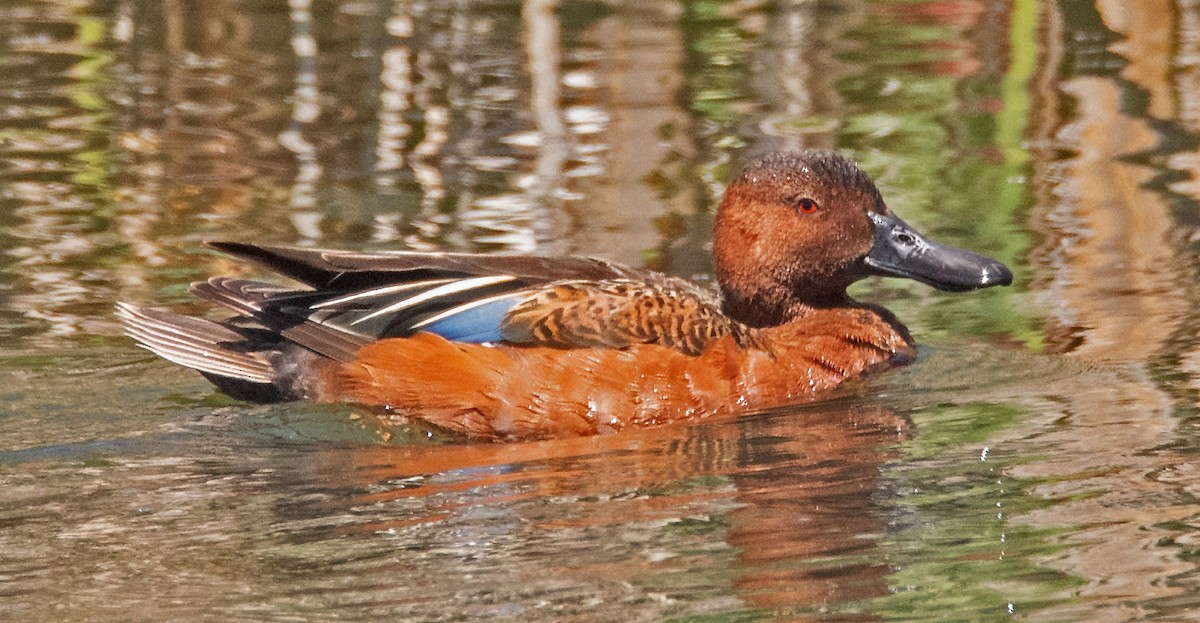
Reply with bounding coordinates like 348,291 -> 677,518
3,0 -> 1200,620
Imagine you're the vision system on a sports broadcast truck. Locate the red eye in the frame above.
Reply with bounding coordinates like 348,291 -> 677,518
795,197 -> 819,214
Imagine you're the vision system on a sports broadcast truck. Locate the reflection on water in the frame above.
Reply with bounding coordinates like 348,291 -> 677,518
4,0 -> 1200,620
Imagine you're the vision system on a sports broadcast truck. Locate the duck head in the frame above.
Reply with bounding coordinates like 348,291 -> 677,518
713,150 -> 1012,327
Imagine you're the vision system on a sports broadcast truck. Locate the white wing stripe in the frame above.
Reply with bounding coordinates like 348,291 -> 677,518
350,275 -> 517,325
311,278 -> 457,309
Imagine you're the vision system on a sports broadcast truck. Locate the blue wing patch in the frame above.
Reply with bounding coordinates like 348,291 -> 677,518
412,294 -> 523,343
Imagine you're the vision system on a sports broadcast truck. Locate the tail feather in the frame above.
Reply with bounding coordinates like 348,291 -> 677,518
190,277 -> 368,363
116,303 -> 275,383
118,300 -> 342,403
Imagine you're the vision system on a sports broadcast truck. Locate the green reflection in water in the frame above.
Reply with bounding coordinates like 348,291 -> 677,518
836,3 -> 1070,620
68,15 -> 113,193
838,2 -> 1039,350
993,0 -> 1042,350
854,397 -> 1083,620
682,0 -> 753,147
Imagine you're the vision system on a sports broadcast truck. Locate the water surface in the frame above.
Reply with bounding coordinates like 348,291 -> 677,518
4,0 -> 1200,621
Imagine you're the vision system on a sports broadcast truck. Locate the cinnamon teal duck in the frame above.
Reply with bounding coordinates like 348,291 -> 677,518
118,150 -> 1012,440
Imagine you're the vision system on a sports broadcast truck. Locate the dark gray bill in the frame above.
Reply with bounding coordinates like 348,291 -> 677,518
864,212 -> 1013,291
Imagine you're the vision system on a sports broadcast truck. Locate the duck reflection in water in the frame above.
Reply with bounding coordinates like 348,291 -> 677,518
119,150 -> 1010,440
267,402 -> 910,616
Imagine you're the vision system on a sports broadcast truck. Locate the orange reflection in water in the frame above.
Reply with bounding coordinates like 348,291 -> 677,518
295,403 -> 909,616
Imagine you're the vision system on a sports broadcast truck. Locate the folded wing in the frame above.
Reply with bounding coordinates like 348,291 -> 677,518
176,242 -> 743,360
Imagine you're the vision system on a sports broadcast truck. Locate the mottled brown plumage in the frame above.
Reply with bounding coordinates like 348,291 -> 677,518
501,279 -> 754,355
118,150 -> 1011,441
